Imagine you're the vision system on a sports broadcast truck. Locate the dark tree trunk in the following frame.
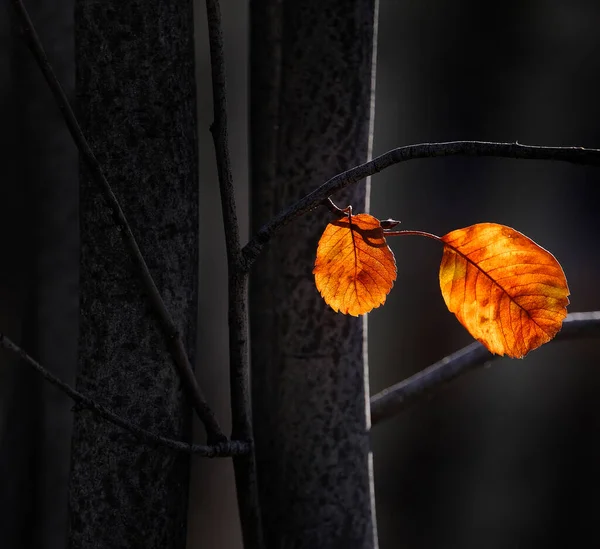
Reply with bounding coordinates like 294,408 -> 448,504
68,2 -> 199,548
249,1 -> 379,548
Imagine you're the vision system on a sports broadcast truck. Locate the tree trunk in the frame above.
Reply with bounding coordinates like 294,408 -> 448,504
249,1 -> 379,548
68,2 -> 199,548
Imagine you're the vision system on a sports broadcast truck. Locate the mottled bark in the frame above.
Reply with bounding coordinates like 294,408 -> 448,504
68,2 -> 199,548
249,2 -> 379,548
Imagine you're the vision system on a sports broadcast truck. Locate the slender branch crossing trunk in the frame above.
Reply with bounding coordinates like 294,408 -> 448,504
249,2 -> 379,547
67,2 -> 199,547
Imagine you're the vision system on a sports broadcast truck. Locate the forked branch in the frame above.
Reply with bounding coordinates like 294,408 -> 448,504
204,0 -> 264,547
11,0 -> 225,443
370,311 -> 600,425
0,334 -> 249,457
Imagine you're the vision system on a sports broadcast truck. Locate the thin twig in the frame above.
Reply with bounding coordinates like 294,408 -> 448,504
370,311 -> 600,425
0,333 -> 249,457
204,0 -> 247,443
204,0 -> 264,547
242,141 -> 600,269
11,0 -> 225,443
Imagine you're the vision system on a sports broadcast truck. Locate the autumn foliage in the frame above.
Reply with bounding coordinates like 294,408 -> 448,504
314,211 -> 569,358
313,214 -> 397,316
440,223 -> 569,357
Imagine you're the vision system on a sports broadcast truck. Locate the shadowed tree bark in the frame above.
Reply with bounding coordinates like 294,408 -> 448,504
249,1 -> 379,547
67,1 -> 199,548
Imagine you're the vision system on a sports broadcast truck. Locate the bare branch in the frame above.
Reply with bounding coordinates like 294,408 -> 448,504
204,0 -> 264,546
205,4 -> 242,272
370,311 -> 600,425
11,0 -> 225,443
0,333 -> 249,457
242,141 -> 600,269
204,0 -> 248,445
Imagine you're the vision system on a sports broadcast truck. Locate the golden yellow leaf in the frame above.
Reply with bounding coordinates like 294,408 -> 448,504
314,213 -> 397,316
440,223 -> 569,358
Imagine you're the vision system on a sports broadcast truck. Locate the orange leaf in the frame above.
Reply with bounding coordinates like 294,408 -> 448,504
440,223 -> 569,358
314,213 -> 397,316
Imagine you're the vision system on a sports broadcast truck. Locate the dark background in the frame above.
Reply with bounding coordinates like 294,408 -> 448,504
2,1 -> 600,548
372,2 -> 600,547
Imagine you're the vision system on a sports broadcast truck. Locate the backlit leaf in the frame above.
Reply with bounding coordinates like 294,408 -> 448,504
440,223 -> 569,358
314,213 -> 397,316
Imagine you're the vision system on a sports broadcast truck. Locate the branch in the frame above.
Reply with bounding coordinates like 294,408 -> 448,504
0,333 -> 249,457
204,0 -> 247,441
370,311 -> 600,425
11,0 -> 225,443
204,0 -> 264,547
242,141 -> 600,269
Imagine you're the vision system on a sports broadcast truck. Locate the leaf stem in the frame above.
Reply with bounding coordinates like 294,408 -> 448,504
383,229 -> 442,241
323,197 -> 351,216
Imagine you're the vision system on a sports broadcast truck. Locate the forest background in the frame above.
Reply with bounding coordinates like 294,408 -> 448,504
1,1 -> 600,548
